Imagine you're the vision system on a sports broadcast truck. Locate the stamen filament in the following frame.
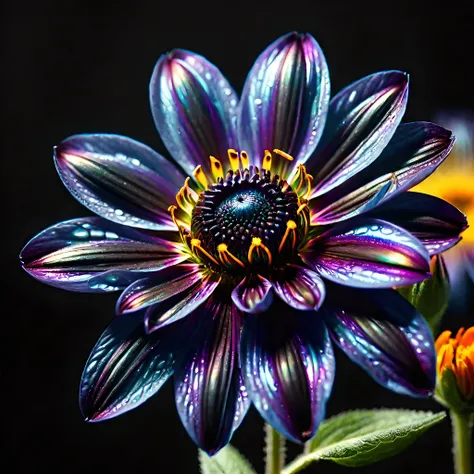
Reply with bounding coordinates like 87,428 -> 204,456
273,149 -> 294,161
217,243 -> 245,268
278,220 -> 297,253
248,237 -> 273,265
190,238 -> 219,266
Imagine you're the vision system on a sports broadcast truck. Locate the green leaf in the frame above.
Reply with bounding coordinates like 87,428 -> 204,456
397,254 -> 450,334
199,445 -> 257,474
281,409 -> 446,473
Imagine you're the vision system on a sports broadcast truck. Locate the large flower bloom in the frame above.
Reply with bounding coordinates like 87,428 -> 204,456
21,33 -> 468,454
412,112 -> 473,301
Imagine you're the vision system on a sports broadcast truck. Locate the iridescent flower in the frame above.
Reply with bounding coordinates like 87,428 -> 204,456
412,113 -> 474,302
21,33 -> 467,454
435,327 -> 474,412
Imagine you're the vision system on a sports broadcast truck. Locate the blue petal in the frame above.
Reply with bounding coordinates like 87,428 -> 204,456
240,302 -> 335,443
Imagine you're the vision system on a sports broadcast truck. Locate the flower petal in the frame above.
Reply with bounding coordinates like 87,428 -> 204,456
174,294 -> 245,454
231,275 -> 273,313
144,273 -> 221,333
240,304 -> 335,443
80,310 -> 185,421
150,50 -> 238,177
302,218 -> 430,288
368,192 -> 468,255
309,71 -> 409,197
20,217 -> 185,292
238,32 -> 329,176
310,122 -> 455,225
322,285 -> 436,396
272,264 -> 326,310
117,264 -> 202,314
54,134 -> 185,230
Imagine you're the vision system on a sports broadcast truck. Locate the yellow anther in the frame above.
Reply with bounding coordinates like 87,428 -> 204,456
190,238 -> 219,265
273,149 -> 294,161
278,220 -> 298,253
240,150 -> 249,169
217,243 -> 245,268
227,149 -> 240,171
209,156 -> 224,180
193,165 -> 209,189
248,237 -> 272,265
262,150 -> 272,171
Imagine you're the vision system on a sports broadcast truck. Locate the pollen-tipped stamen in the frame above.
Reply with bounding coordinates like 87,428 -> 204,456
217,243 -> 245,269
190,238 -> 219,266
278,220 -> 298,253
248,237 -> 273,265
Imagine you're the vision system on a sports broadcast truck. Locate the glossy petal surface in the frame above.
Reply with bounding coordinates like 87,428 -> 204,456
174,294 -> 246,454
150,50 -> 238,177
144,273 -> 221,333
323,285 -> 436,396
272,264 -> 326,310
311,122 -> 455,225
231,275 -> 273,313
367,192 -> 468,255
302,218 -> 430,288
117,264 -> 202,314
239,32 -> 329,176
80,311 -> 184,421
241,305 -> 335,443
55,135 -> 184,230
20,217 -> 184,292
309,71 -> 409,197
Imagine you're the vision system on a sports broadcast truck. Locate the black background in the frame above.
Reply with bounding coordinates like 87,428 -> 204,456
3,1 -> 473,473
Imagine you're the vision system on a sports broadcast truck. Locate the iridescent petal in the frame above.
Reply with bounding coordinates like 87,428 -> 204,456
231,275 -> 273,313
367,192 -> 468,255
240,304 -> 335,443
311,122 -> 455,225
238,32 -> 329,176
117,264 -> 202,314
174,294 -> 245,454
80,310 -> 186,421
20,217 -> 185,292
301,218 -> 430,288
54,135 -> 185,230
272,264 -> 326,310
150,50 -> 238,177
322,285 -> 436,396
309,71 -> 409,197
144,273 -> 221,333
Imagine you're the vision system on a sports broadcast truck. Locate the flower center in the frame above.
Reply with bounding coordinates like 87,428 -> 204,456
170,149 -> 312,277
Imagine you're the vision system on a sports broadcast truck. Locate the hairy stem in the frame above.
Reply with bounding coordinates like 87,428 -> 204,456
265,424 -> 286,474
450,410 -> 473,474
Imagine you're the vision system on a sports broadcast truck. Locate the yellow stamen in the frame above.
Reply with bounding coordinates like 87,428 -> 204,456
193,165 -> 209,189
303,174 -> 314,200
262,150 -> 272,171
248,237 -> 272,265
168,205 -> 179,228
209,156 -> 224,180
278,220 -> 297,253
227,149 -> 240,171
190,238 -> 219,266
217,243 -> 245,268
175,177 -> 198,214
240,150 -> 249,169
273,149 -> 294,162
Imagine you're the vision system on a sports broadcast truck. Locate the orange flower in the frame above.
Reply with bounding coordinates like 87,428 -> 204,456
436,327 -> 474,401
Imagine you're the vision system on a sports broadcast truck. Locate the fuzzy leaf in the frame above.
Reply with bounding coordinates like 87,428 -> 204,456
199,446 -> 257,474
282,409 -> 446,472
397,255 -> 450,333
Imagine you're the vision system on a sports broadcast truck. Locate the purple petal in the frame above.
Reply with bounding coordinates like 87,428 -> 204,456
368,192 -> 467,255
117,264 -> 202,314
150,50 -> 238,177
231,275 -> 273,313
309,71 -> 409,197
272,264 -> 326,310
240,304 -> 335,443
302,218 -> 430,288
54,134 -> 185,230
322,285 -> 436,397
20,217 -> 185,292
174,295 -> 245,454
144,273 -> 221,333
238,32 -> 329,176
80,310 -> 186,421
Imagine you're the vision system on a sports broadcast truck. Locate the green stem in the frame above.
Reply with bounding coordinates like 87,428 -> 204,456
265,424 -> 285,474
450,410 -> 473,474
